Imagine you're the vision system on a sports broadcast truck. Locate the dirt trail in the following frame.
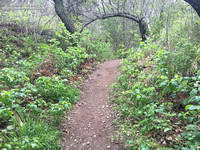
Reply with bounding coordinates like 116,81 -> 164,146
61,60 -> 122,150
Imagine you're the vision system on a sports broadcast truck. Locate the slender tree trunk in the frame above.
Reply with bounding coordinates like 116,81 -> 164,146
184,0 -> 200,17
138,18 -> 149,41
53,0 -> 75,33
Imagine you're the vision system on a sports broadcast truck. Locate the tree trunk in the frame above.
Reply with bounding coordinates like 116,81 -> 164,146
53,0 -> 75,33
139,18 -> 149,41
184,0 -> 200,17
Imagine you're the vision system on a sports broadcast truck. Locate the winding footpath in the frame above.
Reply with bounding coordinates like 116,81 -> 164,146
61,60 -> 122,150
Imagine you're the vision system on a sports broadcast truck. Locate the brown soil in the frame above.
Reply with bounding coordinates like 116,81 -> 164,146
61,60 -> 122,150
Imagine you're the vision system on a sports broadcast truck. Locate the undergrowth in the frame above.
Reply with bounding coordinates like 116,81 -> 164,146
113,39 -> 200,149
0,23 -> 113,149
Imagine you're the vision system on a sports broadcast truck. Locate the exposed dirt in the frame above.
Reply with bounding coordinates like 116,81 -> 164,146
61,60 -> 122,150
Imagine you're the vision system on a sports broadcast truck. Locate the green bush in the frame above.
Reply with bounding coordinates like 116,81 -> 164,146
0,22 -> 113,150
0,68 -> 29,89
155,40 -> 198,78
35,76 -> 79,103
113,40 -> 200,149
37,40 -> 89,73
1,119 -> 60,150
65,46 -> 89,70
80,31 -> 114,60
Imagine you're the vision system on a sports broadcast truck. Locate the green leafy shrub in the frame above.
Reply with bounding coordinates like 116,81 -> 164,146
113,39 -> 200,149
1,119 -> 60,150
0,88 -> 32,125
80,31 -> 114,60
0,68 -> 29,89
37,40 -> 89,73
54,26 -> 81,50
35,76 -> 79,103
155,40 -> 198,78
64,46 -> 89,70
0,21 -> 113,150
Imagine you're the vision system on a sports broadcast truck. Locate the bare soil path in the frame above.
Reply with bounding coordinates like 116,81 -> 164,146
61,60 -> 122,150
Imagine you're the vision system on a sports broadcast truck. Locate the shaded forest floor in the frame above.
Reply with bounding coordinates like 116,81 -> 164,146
61,60 -> 123,150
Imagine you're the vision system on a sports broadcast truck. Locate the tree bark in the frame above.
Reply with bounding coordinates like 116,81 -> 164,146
53,0 -> 75,33
139,18 -> 149,41
184,0 -> 200,17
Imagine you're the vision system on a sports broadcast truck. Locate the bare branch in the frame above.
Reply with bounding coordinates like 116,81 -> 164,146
81,12 -> 140,32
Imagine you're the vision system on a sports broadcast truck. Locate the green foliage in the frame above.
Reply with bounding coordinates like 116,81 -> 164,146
113,38 -> 200,149
190,20 -> 200,43
55,27 -> 81,49
0,22 -> 112,149
0,68 -> 29,89
101,18 -> 139,50
35,77 -> 79,103
155,39 -> 198,78
79,31 -> 114,60
64,46 -> 89,70
1,119 -> 60,150
0,4 -> 114,149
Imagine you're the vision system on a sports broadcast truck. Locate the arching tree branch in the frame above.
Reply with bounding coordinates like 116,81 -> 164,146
52,0 -> 149,41
81,12 -> 139,31
80,12 -> 149,41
